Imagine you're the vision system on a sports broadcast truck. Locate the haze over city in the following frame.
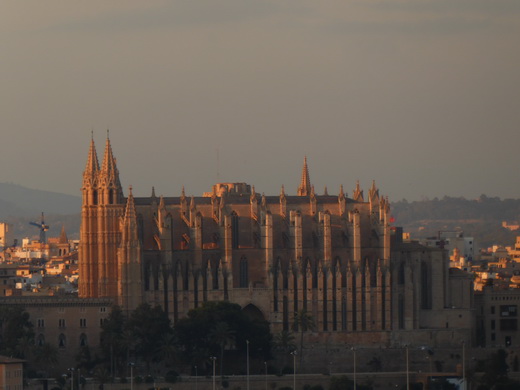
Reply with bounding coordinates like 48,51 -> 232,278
1,1 -> 519,201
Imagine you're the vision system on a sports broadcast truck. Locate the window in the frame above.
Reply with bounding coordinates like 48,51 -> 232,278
80,333 -> 88,347
231,212 -> 239,249
491,320 -> 495,330
59,319 -> 66,328
100,307 -> 107,313
239,257 -> 248,288
421,262 -> 431,309
500,305 -> 517,317
398,263 -> 405,285
491,306 -> 495,315
58,333 -> 66,348
80,318 -> 87,327
398,295 -> 405,329
37,319 -> 45,328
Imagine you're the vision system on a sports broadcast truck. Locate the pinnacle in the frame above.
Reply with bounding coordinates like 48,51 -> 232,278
84,136 -> 100,176
297,156 -> 311,196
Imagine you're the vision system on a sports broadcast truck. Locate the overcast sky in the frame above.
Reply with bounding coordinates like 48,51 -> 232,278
1,1 -> 519,201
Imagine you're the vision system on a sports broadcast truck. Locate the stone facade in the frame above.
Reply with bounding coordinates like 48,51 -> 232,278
78,136 -> 474,348
0,297 -> 112,370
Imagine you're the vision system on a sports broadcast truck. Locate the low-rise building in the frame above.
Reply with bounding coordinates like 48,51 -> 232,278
0,356 -> 24,390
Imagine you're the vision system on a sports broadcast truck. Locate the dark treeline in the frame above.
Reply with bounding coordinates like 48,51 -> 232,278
391,195 -> 520,248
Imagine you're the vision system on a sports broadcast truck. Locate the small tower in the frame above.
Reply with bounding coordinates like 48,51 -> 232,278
118,187 -> 143,312
57,225 -> 70,257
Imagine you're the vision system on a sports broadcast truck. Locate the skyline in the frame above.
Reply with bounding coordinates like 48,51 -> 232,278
1,1 -> 520,201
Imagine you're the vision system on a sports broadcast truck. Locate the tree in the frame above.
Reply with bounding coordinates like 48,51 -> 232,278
99,306 -> 127,377
175,301 -> 272,375
292,309 -> 315,366
273,331 -> 296,374
126,304 -> 173,372
210,321 -> 235,378
155,333 -> 179,370
0,305 -> 34,358
33,342 -> 59,377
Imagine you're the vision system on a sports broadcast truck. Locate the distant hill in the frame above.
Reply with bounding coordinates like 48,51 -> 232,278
0,182 -> 80,217
0,182 -> 81,243
391,195 -> 520,249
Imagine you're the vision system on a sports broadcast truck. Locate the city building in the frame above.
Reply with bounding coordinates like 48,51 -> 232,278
0,356 -> 24,390
0,223 -> 13,253
78,136 -> 474,348
423,231 -> 476,263
475,286 -> 520,348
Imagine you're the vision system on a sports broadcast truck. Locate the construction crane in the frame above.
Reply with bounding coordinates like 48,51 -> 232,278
29,212 -> 50,244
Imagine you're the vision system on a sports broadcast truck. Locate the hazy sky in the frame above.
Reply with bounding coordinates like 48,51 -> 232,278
1,1 -> 519,201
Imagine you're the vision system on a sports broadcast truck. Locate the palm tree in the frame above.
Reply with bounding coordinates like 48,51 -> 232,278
155,333 -> 179,371
273,330 -> 296,374
209,321 -> 235,378
93,366 -> 111,390
33,342 -> 59,377
292,309 -> 315,367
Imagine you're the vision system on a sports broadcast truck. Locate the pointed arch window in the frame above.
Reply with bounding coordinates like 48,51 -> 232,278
231,211 -> 239,249
213,261 -> 219,290
138,214 -> 144,244
421,262 -> 432,309
239,256 -> 248,288
109,189 -> 114,204
37,334 -> 45,346
80,333 -> 88,347
93,190 -> 98,205
58,333 -> 66,348
398,294 -> 405,329
398,262 -> 405,285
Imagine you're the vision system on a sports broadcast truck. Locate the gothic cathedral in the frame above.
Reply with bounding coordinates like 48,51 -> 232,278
79,136 -> 473,347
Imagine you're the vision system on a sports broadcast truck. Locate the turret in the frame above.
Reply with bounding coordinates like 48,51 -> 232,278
118,186 -> 143,311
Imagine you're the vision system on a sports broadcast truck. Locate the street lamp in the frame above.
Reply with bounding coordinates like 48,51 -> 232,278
405,346 -> 410,390
210,356 -> 217,390
462,341 -> 466,388
264,361 -> 267,390
290,350 -> 297,390
351,348 -> 356,390
129,362 -> 134,390
246,340 -> 250,390
68,368 -> 74,390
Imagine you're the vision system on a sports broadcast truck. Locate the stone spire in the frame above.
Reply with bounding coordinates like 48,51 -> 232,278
121,187 -> 138,243
101,132 -> 119,180
297,156 -> 311,196
99,132 -> 122,203
83,135 -> 99,185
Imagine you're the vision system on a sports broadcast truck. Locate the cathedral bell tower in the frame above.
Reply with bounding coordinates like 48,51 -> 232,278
79,133 -> 125,298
